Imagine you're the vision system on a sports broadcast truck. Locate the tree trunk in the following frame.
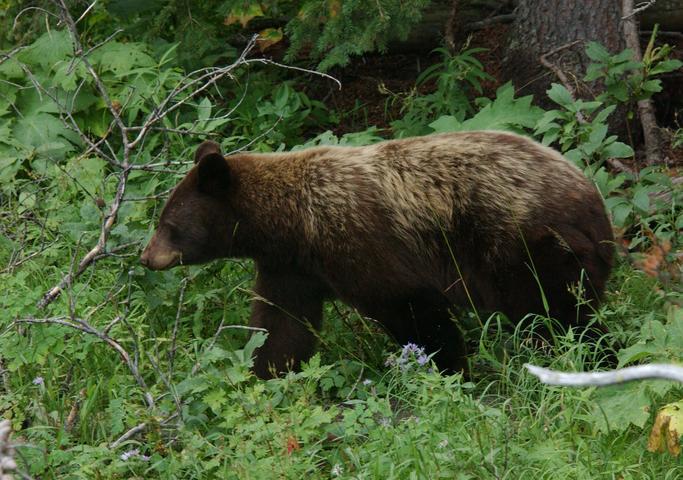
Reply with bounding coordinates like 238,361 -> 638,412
502,0 -> 624,103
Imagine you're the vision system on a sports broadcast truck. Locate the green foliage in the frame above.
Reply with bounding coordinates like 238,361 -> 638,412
225,78 -> 337,150
390,46 -> 493,137
285,0 -> 431,71
590,305 -> 683,434
429,82 -> 544,134
90,0 -> 432,71
600,166 -> 682,249
534,85 -> 634,164
585,39 -> 683,107
2,6 -> 682,478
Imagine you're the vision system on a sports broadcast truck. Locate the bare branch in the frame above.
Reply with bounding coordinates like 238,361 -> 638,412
247,57 -> 342,90
622,0 -> 657,19
526,363 -> 683,386
464,13 -> 515,32
109,422 -> 147,449
74,1 -> 98,24
0,419 -> 30,480
0,45 -> 28,67
127,35 -> 261,150
168,278 -> 188,380
15,316 -> 155,409
38,167 -> 130,308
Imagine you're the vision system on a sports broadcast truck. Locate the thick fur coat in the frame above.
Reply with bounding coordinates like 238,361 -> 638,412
141,131 -> 614,378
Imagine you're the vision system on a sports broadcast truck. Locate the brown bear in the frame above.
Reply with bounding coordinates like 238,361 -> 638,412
140,131 -> 614,378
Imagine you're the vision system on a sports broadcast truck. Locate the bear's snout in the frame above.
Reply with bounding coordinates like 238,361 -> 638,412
140,234 -> 181,270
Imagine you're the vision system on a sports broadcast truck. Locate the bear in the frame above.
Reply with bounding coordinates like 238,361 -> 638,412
140,131 -> 614,379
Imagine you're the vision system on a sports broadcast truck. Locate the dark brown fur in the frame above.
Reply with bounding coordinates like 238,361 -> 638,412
140,132 -> 614,378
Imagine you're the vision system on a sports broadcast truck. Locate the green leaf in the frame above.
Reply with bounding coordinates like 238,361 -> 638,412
432,83 -> 542,133
649,59 -> 683,76
429,115 -> 461,133
584,64 -> 605,82
564,148 -> 583,164
633,187 -> 650,212
203,389 -> 227,414
607,82 -> 629,102
612,48 -> 636,64
593,105 -> 616,124
106,398 -> 126,437
90,41 -> 155,75
584,123 -> 608,155
602,141 -> 634,159
12,113 -> 80,158
641,79 -> 662,93
197,97 -> 212,121
241,332 -> 267,364
611,202 -> 632,226
19,30 -> 73,69
547,83 -> 574,107
591,382 -> 652,432
585,42 -> 611,62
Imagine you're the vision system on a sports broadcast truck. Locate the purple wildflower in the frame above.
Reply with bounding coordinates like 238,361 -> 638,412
416,353 -> 429,366
33,376 -> 44,386
386,343 -> 430,370
120,449 -> 150,461
120,449 -> 139,461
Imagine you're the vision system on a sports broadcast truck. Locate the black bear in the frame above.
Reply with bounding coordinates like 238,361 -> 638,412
140,132 -> 614,378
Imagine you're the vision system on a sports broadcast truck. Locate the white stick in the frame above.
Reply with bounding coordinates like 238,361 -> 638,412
525,363 -> 683,386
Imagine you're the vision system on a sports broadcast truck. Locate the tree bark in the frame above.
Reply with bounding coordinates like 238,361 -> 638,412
502,0 -> 624,103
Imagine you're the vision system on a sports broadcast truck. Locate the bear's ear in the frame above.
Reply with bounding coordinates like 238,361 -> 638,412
196,152 -> 230,195
194,140 -> 222,164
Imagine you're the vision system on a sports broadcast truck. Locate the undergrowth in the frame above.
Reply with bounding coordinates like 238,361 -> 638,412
1,3 -> 682,479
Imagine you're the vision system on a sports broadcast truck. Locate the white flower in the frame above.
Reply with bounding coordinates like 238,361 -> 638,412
331,463 -> 343,476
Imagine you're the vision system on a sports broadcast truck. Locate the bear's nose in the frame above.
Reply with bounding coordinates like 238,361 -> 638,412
140,251 -> 149,267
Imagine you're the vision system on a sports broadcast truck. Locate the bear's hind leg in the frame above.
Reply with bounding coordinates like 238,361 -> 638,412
249,266 -> 325,379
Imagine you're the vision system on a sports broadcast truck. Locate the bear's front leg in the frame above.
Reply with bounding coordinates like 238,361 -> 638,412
249,265 -> 324,379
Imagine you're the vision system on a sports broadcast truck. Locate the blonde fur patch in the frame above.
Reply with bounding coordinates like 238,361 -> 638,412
228,131 -> 593,256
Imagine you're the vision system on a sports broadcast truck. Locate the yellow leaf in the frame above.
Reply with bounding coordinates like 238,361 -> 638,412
648,400 -> 683,456
224,4 -> 264,28
256,28 -> 283,52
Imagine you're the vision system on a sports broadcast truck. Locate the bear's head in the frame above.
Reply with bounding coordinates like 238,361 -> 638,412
140,141 -> 237,270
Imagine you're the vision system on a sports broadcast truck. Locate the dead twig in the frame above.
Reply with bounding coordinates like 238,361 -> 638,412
622,0 -> 658,19
464,13 -> 515,32
539,41 -> 586,124
15,316 -> 155,409
38,168 -> 130,308
0,420 -> 33,480
109,422 -> 147,449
